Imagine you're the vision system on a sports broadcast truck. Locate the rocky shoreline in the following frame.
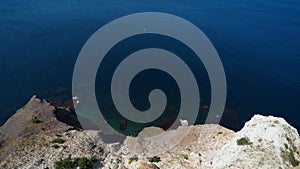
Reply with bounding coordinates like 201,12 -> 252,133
0,96 -> 299,169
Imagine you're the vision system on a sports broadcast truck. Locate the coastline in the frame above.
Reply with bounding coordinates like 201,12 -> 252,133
0,96 -> 299,169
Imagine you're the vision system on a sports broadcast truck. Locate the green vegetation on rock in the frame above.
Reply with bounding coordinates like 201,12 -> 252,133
51,138 -> 65,144
148,156 -> 161,163
54,157 -> 73,169
128,155 -> 138,164
237,137 -> 253,145
90,156 -> 97,163
54,156 -> 97,169
75,157 -> 93,169
288,149 -> 300,167
52,144 -> 59,149
31,119 -> 42,124
182,154 -> 189,160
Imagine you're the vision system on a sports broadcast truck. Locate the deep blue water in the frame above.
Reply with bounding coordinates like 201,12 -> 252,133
0,0 -> 299,130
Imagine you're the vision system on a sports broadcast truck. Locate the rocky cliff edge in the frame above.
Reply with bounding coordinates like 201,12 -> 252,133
0,96 -> 299,169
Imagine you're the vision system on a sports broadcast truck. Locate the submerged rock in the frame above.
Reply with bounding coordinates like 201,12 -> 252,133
119,119 -> 128,131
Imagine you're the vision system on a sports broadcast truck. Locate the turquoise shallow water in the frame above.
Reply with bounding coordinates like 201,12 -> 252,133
0,0 -> 299,131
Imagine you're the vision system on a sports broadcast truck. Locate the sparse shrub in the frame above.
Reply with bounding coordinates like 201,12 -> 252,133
182,154 -> 189,160
54,157 -> 96,169
90,156 -> 97,163
237,137 -> 252,145
51,138 -> 65,144
128,156 -> 138,164
286,136 -> 297,152
284,143 -> 289,149
292,145 -> 297,152
73,158 -> 81,165
289,150 -> 300,167
286,136 -> 291,142
77,157 -> 93,169
148,156 -> 161,163
32,119 -> 42,124
52,144 -> 59,149
54,157 -> 73,169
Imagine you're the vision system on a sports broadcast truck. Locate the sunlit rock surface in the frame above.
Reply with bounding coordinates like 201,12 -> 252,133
0,96 -> 299,169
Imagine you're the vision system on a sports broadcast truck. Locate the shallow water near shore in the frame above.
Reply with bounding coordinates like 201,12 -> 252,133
0,0 -> 299,131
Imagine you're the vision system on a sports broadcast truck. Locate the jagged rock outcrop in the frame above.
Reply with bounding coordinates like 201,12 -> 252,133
0,96 -> 107,168
212,115 -> 300,169
92,115 -> 300,169
0,96 -> 299,169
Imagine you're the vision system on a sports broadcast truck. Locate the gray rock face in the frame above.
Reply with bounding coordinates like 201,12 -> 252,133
138,163 -> 160,169
0,96 -> 299,169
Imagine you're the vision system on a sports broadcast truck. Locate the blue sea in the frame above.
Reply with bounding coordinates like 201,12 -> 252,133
0,0 -> 299,131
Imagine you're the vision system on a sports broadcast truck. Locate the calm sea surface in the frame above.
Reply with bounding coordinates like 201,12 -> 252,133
0,0 -> 299,131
